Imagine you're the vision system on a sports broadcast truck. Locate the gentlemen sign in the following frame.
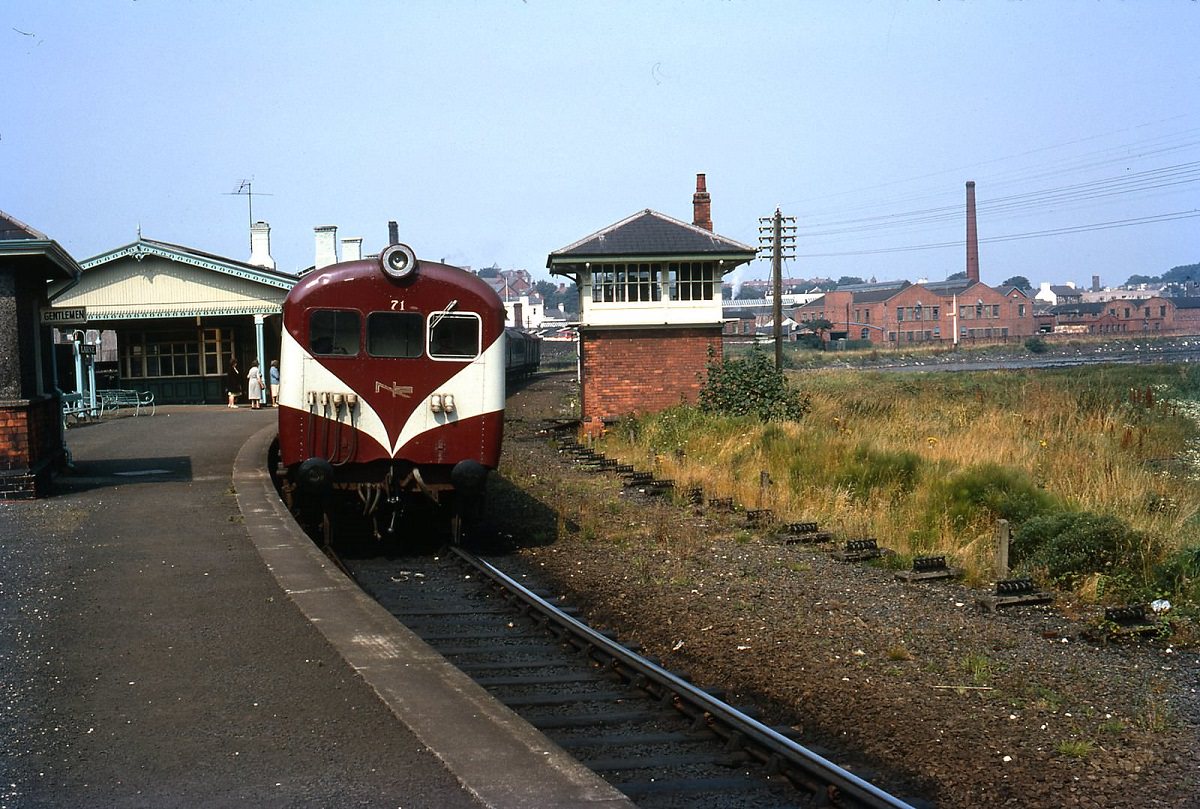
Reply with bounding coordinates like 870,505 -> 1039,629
40,306 -> 87,324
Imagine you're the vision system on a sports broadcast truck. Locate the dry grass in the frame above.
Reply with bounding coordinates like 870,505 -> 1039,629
599,365 -> 1200,592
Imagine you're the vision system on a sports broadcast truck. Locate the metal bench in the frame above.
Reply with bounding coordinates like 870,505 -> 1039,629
61,392 -> 102,428
98,389 -> 156,417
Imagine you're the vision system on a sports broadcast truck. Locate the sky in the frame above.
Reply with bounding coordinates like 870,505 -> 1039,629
4,1 -> 1199,290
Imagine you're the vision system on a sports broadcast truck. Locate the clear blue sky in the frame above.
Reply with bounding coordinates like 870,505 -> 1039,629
5,1 -> 1198,289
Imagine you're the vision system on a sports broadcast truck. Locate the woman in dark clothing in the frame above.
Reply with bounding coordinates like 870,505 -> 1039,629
226,358 -> 241,408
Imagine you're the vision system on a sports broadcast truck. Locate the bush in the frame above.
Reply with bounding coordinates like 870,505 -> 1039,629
699,348 -> 811,422
1013,511 -> 1159,592
928,463 -> 1058,530
1024,336 -> 1049,354
1152,545 -> 1200,603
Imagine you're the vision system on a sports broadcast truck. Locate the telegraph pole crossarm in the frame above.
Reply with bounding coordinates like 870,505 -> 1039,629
758,208 -> 797,370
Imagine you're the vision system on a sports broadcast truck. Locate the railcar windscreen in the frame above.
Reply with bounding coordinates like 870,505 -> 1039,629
310,309 -> 361,356
367,311 -> 424,358
428,312 -> 480,359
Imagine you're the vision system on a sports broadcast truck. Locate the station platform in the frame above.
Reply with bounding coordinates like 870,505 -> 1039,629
0,406 -> 631,808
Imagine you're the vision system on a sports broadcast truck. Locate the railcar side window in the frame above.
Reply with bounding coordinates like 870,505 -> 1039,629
428,312 -> 480,359
310,309 -> 361,356
367,311 -> 423,358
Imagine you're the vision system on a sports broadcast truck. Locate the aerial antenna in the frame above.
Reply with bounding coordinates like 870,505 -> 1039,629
224,178 -> 274,249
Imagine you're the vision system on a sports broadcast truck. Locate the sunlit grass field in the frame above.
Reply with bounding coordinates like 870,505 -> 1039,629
599,363 -> 1200,609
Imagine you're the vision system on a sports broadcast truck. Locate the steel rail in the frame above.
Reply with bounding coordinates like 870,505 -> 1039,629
451,546 -> 921,809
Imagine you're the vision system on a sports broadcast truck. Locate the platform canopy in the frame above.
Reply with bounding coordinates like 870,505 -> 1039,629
50,237 -> 296,319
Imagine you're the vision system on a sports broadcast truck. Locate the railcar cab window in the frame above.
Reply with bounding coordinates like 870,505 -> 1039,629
368,311 -> 423,358
428,312 -> 480,360
310,309 -> 361,356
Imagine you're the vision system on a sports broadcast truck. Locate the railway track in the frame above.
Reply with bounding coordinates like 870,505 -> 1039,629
344,546 -> 925,809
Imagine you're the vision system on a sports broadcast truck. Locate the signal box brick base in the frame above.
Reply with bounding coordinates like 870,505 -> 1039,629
579,327 -> 722,435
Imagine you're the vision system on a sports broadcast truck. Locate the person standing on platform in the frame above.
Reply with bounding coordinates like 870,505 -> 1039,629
247,360 -> 263,410
226,357 -> 241,408
269,360 -> 280,407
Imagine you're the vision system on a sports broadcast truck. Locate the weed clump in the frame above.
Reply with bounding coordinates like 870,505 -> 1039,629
835,445 -> 924,501
927,463 -> 1058,530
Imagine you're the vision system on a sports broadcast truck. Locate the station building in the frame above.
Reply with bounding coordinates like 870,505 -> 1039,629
49,223 -> 297,405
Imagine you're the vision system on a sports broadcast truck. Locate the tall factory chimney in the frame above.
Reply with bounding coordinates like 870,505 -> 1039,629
965,181 -> 980,284
692,174 -> 713,232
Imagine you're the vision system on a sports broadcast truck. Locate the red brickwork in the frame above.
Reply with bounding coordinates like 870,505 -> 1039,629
580,327 -> 722,433
0,397 -> 64,499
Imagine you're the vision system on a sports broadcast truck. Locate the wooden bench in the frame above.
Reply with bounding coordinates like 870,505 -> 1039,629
98,389 -> 156,417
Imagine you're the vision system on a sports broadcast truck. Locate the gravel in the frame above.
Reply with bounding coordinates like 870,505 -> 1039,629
489,372 -> 1200,809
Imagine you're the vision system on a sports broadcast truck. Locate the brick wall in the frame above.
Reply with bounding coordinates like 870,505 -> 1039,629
580,327 -> 722,432
0,396 -> 64,499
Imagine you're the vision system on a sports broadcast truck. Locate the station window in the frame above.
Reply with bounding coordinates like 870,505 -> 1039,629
368,311 -> 423,358
121,330 -> 201,378
590,263 -> 662,303
310,309 -> 361,356
666,262 -> 715,301
428,312 -> 480,359
202,328 -> 235,376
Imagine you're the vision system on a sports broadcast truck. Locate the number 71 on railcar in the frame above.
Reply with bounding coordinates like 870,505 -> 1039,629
274,242 -> 507,544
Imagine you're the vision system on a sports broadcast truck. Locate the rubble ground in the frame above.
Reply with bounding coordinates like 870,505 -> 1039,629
487,372 -> 1200,809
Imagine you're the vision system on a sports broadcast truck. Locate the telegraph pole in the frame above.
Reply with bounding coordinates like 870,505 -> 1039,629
758,208 -> 796,369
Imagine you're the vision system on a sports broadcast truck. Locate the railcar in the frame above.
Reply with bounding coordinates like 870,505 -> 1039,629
276,243 -> 506,542
504,326 -> 541,379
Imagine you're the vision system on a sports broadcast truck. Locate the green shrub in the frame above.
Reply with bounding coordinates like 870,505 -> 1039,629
1024,336 -> 1049,354
699,348 -> 811,422
1013,511 -> 1160,592
1152,545 -> 1200,602
929,463 -> 1058,530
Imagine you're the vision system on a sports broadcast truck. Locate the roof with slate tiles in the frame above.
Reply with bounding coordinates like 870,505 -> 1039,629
547,209 -> 755,270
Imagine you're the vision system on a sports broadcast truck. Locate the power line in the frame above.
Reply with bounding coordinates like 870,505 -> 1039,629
797,161 -> 1200,237
793,209 -> 1200,258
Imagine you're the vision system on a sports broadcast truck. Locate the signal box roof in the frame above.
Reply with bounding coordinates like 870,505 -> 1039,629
547,209 -> 755,273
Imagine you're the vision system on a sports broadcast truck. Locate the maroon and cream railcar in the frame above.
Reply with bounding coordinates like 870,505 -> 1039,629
277,243 -> 506,540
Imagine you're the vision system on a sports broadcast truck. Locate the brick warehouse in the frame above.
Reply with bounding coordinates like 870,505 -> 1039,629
0,211 -> 83,499
548,175 -> 756,433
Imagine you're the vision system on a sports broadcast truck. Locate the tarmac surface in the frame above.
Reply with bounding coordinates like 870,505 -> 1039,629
1,405 -> 630,809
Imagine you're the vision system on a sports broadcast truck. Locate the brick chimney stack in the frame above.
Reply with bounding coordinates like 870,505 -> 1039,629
965,181 -> 980,284
692,173 -> 712,232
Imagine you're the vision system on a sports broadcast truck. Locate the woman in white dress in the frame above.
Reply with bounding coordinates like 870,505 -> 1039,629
247,360 -> 263,410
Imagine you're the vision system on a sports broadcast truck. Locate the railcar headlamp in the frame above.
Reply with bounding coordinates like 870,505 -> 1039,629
380,243 -> 418,280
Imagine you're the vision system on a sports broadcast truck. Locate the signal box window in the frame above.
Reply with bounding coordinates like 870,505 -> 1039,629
429,312 -> 480,359
368,311 -> 423,358
310,309 -> 361,356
